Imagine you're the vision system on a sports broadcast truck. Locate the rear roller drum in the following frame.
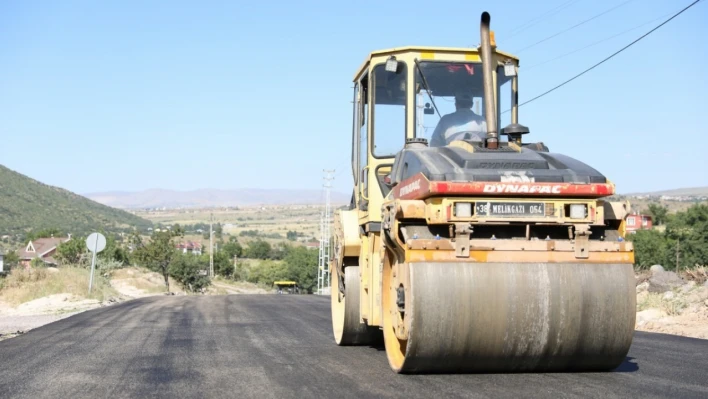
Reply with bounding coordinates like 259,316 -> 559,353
331,265 -> 381,345
382,258 -> 636,373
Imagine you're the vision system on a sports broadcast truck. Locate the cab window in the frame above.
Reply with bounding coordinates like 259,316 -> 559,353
372,61 -> 407,158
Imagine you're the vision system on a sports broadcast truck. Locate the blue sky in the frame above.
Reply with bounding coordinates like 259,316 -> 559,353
1,0 -> 706,196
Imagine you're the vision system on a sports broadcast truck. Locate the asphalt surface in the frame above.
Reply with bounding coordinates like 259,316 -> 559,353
0,295 -> 706,399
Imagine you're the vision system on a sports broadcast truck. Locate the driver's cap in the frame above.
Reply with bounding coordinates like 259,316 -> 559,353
455,93 -> 473,103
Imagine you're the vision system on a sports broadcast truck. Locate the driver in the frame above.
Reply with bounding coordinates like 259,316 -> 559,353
429,93 -> 487,147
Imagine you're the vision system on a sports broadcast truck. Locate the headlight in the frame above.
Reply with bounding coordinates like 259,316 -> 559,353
569,204 -> 586,219
455,202 -> 472,218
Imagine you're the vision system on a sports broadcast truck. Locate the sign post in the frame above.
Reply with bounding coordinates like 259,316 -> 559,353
86,232 -> 107,294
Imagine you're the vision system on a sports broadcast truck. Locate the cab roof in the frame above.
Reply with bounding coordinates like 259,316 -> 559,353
353,45 -> 519,81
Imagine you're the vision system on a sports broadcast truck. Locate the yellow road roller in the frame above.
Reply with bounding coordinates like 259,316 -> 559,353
330,11 -> 636,373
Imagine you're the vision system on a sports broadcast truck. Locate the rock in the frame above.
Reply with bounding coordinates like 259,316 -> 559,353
698,287 -> 708,301
680,282 -> 696,294
46,267 -> 59,273
636,309 -> 665,325
637,291 -> 648,303
650,265 -> 665,273
663,291 -> 675,301
686,294 -> 701,304
648,270 -> 683,293
636,282 -> 649,293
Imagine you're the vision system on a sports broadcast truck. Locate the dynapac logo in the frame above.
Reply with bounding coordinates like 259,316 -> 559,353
479,162 -> 536,169
483,183 -> 562,194
399,179 -> 422,196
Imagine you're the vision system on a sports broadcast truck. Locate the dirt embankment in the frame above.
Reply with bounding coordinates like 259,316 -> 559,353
635,266 -> 708,339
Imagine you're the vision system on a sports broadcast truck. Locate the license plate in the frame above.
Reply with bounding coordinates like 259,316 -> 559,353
475,202 -> 545,217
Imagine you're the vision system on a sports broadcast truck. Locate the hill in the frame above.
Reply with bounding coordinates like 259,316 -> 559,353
84,188 -> 351,209
624,186 -> 708,197
0,165 -> 152,236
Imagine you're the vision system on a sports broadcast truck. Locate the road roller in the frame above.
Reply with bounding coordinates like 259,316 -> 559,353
331,11 -> 636,373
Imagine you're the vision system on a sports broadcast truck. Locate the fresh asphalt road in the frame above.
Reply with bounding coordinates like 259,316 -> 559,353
0,295 -> 706,399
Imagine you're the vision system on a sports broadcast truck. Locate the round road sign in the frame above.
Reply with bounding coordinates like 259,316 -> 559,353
86,233 -> 106,253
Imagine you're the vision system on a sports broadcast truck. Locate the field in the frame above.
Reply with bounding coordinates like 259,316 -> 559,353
131,203 -> 348,246
618,198 -> 707,214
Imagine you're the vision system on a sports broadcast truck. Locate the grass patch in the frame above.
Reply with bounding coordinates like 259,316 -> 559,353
212,276 -> 272,292
682,265 -> 707,285
637,292 -> 663,312
637,291 -> 688,316
108,266 -> 178,294
0,266 -> 118,306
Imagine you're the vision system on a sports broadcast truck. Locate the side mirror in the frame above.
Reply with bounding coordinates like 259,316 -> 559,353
424,103 -> 434,115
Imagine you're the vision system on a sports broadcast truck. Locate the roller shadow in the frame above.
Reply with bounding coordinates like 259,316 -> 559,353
612,356 -> 639,373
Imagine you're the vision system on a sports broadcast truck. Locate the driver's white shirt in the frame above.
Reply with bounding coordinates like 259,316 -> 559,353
432,109 -> 487,144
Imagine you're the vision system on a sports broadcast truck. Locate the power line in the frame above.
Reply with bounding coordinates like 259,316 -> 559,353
522,10 -> 673,72
513,0 -> 637,54
500,0 -> 585,42
516,0 -> 703,109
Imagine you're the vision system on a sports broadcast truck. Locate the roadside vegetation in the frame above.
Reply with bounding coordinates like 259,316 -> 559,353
0,165 -> 152,243
0,267 -> 117,306
628,204 -> 708,270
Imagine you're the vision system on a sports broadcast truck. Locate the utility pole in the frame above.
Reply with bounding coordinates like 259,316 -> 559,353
210,213 -> 214,277
317,212 -> 324,295
317,169 -> 335,295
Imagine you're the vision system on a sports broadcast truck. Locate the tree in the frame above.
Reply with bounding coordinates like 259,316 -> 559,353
245,240 -> 272,259
646,203 -> 669,225
26,228 -> 64,241
221,240 -> 242,259
215,223 -> 223,240
286,231 -> 298,241
246,260 -> 289,285
283,246 -> 319,293
664,204 -> 708,270
169,252 -> 211,292
214,251 -> 235,277
98,233 -> 130,265
56,236 -> 89,265
132,226 -> 184,292
2,251 -> 19,271
628,230 -> 670,269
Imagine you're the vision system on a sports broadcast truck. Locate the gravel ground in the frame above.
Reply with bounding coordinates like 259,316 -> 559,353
0,313 -> 80,340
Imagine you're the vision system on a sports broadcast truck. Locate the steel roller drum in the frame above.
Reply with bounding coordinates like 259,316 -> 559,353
384,262 -> 636,373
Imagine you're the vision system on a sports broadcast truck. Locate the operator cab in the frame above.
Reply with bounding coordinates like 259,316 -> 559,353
350,43 -> 521,213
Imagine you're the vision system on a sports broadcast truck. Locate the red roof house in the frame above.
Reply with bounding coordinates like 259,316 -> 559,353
19,236 -> 71,266
625,214 -> 653,233
176,241 -> 203,255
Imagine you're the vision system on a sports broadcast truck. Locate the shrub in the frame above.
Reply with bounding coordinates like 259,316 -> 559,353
169,253 -> 211,292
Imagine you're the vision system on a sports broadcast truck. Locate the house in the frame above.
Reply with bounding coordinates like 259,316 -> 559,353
625,213 -> 653,233
18,236 -> 72,266
176,241 -> 203,255
305,241 -> 319,250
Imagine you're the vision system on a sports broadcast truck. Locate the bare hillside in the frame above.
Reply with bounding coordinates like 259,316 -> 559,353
625,186 -> 708,197
85,188 -> 351,209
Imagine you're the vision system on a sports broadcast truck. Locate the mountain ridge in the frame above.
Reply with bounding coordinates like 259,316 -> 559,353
85,188 -> 351,209
623,186 -> 708,197
0,165 -> 152,235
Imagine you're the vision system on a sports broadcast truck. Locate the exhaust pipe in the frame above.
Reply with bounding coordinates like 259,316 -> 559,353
480,12 -> 498,149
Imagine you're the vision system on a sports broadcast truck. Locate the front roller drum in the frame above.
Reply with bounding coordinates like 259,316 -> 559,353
382,260 -> 636,373
331,265 -> 381,345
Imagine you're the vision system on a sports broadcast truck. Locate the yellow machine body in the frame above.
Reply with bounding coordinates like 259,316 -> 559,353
331,12 -> 635,373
